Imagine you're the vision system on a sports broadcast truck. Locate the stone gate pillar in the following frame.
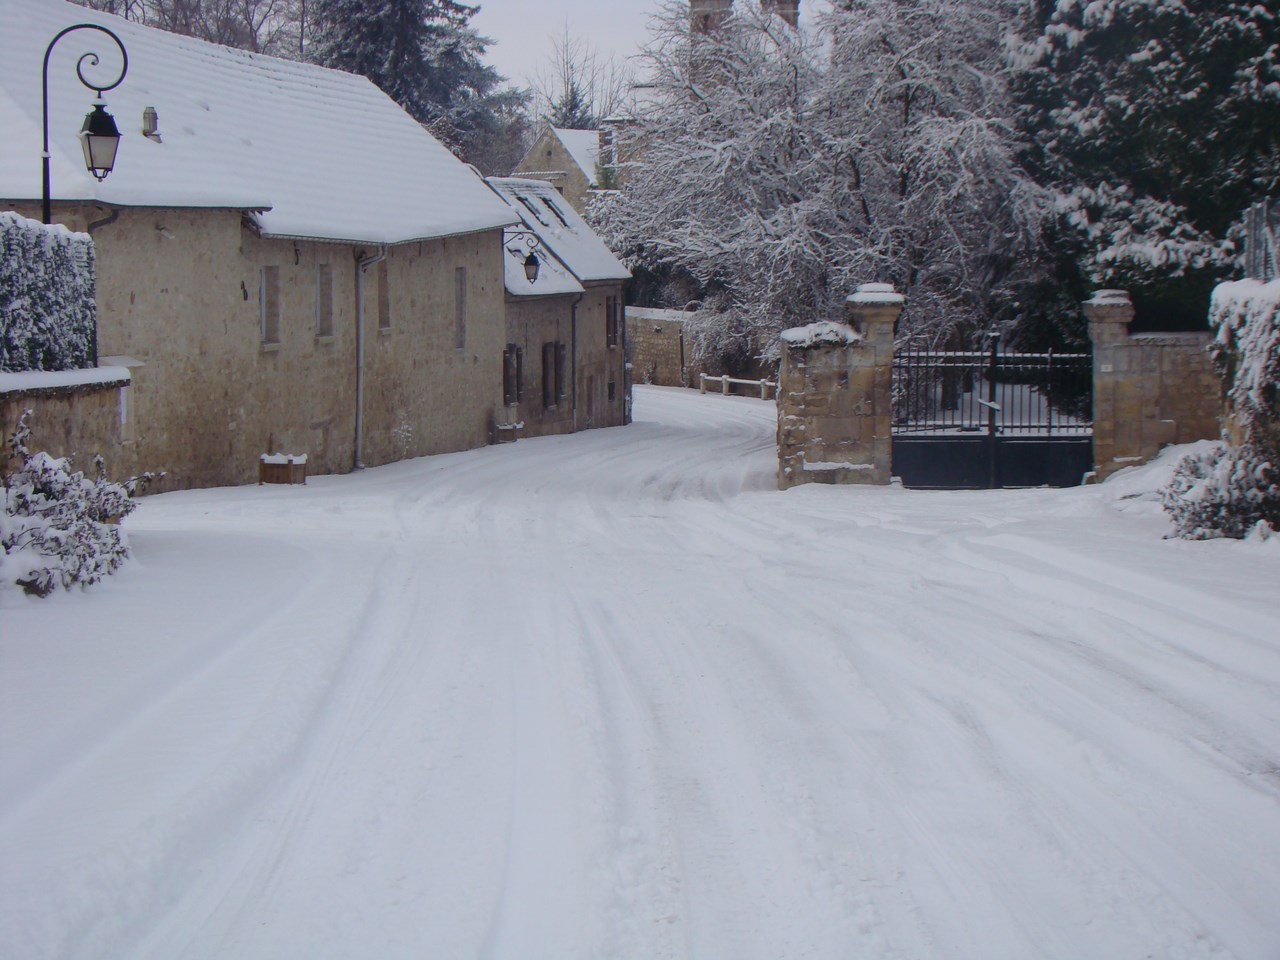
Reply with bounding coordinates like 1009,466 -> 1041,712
1085,289 -> 1220,480
776,283 -> 902,489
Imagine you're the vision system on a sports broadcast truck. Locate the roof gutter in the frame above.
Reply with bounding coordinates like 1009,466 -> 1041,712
354,245 -> 387,471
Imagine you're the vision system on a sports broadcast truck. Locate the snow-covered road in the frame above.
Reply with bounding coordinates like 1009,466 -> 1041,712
3,385 -> 1278,959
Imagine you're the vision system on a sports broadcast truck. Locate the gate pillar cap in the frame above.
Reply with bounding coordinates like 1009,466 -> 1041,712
849,283 -> 904,305
1084,289 -> 1132,307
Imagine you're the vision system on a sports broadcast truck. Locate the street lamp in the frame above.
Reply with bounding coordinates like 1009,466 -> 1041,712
42,24 -> 129,224
504,230 -> 542,284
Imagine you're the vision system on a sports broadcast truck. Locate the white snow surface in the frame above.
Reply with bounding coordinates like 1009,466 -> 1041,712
0,366 -> 130,392
780,320 -> 862,346
487,177 -> 631,283
2,386 -> 1278,960
0,0 -> 515,245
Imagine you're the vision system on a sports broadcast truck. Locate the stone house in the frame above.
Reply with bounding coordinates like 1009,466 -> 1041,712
0,0 -> 519,490
485,177 -> 631,437
511,127 -> 609,216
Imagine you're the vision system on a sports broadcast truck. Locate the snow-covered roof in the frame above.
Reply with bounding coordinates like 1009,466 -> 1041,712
552,128 -> 602,185
487,177 -> 630,285
0,0 -> 516,245
498,230 -> 583,298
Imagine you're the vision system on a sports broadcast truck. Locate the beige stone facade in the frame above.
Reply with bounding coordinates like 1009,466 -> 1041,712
776,290 -> 898,489
626,307 -> 689,387
501,283 -> 628,438
1085,291 -> 1221,480
7,202 -> 506,490
512,129 -> 597,215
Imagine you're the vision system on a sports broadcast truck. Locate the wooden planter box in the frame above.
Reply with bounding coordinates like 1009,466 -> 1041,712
259,454 -> 307,485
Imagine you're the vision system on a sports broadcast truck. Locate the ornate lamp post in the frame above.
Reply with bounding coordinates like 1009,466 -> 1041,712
42,24 -> 129,224
504,229 -> 542,284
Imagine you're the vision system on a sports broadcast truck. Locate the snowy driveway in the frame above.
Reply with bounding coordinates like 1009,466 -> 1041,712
3,385 -> 1278,960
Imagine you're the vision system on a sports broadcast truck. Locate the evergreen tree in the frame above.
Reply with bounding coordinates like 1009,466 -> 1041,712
1011,0 -> 1280,328
310,0 -> 525,163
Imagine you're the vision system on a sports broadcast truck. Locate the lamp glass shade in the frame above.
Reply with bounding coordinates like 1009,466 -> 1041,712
79,103 -> 122,181
523,252 -> 540,284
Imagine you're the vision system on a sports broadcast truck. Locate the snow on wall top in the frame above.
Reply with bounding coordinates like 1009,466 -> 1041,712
0,0 -> 516,246
626,306 -> 693,324
848,283 -> 904,305
486,177 -> 630,284
780,321 -> 862,347
552,128 -> 601,186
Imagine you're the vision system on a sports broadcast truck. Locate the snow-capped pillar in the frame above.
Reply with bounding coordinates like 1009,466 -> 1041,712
1084,289 -> 1135,480
1083,289 -> 1218,481
775,284 -> 901,490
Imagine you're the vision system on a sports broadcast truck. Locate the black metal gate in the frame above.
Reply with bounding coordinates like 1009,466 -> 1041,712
891,338 -> 1093,489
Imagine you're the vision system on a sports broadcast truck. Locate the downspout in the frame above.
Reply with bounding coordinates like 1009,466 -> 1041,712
354,245 -> 387,470
85,207 -> 120,368
569,291 -> 584,432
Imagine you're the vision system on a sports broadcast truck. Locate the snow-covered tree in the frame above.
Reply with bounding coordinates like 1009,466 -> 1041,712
1011,0 -> 1280,328
593,0 -> 1047,371
533,25 -> 635,131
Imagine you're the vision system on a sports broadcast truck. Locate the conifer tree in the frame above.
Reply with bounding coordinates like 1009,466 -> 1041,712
1011,0 -> 1280,327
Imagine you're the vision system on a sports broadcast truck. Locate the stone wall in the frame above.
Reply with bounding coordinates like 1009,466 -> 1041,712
17,203 -> 506,490
776,286 -> 898,489
626,307 -> 689,387
1085,290 -> 1221,480
502,281 -> 628,439
1,370 -> 130,475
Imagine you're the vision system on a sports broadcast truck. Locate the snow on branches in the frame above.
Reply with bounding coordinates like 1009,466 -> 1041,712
2,412 -> 151,597
1,213 -> 96,372
1162,279 -> 1280,539
1011,0 -> 1280,289
592,0 -> 1048,369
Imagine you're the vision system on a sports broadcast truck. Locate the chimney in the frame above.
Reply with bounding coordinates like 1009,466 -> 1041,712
691,0 -> 733,34
764,0 -> 799,27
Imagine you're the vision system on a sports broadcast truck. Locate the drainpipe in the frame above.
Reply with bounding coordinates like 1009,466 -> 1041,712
354,245 -> 387,470
85,207 -> 120,367
569,291 -> 584,432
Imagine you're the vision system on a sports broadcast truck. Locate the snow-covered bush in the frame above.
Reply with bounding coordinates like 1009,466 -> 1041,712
1162,279 -> 1280,538
1,412 -> 145,597
1161,443 -> 1279,540
0,212 -> 96,372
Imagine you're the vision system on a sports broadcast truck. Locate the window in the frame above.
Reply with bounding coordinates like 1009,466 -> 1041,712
542,340 -> 566,409
377,261 -> 391,331
606,296 -> 620,348
608,380 -> 617,403
260,265 -> 280,344
315,263 -> 333,338
502,344 -> 523,406
454,267 -> 467,350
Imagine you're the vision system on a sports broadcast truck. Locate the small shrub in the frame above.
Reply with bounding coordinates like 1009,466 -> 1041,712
1,412 -> 153,597
1161,442 -> 1280,540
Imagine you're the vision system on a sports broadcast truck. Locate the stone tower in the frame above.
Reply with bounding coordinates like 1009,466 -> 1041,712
764,0 -> 800,27
691,1 -> 799,33
691,0 -> 733,34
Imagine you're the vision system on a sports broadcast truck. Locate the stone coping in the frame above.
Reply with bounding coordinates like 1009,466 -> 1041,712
0,366 -> 131,399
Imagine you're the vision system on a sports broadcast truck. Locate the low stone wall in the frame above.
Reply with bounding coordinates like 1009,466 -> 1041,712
1085,291 -> 1221,480
1,368 -> 131,475
626,307 -> 689,387
776,286 -> 898,489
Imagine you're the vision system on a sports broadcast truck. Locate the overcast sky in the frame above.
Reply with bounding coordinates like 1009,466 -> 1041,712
471,0 -> 664,89
472,1 -> 823,91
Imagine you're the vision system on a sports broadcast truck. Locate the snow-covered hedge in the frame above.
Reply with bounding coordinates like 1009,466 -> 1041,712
2,412 -> 139,597
0,212 -> 96,372
1162,280 -> 1280,539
